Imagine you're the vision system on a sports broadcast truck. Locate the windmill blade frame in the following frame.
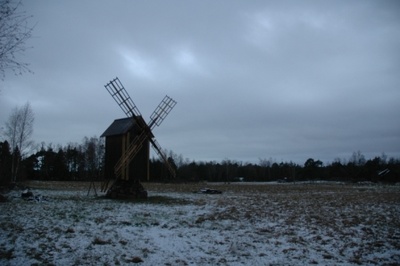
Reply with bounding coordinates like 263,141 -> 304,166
149,95 -> 177,129
149,138 -> 176,178
105,77 -> 145,127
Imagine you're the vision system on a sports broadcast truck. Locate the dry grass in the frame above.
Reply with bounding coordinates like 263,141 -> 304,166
22,180 -> 92,190
2,181 -> 399,265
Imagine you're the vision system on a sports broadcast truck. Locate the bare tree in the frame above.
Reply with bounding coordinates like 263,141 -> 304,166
0,0 -> 35,79
259,157 -> 274,180
83,136 -> 105,179
4,102 -> 34,182
350,150 -> 366,166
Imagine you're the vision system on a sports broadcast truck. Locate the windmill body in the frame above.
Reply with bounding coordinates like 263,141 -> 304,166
101,117 -> 150,181
101,77 -> 176,199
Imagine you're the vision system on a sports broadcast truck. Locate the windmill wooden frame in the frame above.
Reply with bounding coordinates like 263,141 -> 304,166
101,77 -> 176,198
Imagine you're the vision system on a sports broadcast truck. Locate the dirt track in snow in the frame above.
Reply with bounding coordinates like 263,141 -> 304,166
1,181 -> 399,265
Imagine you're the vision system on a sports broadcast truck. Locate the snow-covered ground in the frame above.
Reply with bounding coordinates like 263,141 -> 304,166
1,181 -> 399,265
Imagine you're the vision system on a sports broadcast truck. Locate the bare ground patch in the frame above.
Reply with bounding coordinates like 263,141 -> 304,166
1,182 -> 399,265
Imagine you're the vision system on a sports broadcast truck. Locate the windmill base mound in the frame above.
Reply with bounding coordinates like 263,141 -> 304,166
106,179 -> 148,199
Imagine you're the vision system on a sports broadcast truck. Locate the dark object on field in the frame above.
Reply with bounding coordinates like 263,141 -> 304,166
106,180 -> 148,199
194,188 -> 223,194
100,77 -> 177,199
21,189 -> 33,199
128,256 -> 144,263
21,189 -> 49,202
0,194 -> 7,202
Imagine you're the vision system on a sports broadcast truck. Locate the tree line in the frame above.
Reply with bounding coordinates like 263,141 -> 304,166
1,139 -> 399,185
0,137 -> 105,185
164,152 -> 399,183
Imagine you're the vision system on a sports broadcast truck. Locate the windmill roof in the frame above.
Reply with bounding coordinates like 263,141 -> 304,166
101,117 -> 135,137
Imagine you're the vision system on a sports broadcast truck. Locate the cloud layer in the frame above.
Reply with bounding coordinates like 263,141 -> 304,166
1,0 -> 399,164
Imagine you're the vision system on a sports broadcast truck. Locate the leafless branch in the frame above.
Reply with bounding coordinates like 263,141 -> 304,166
0,0 -> 35,79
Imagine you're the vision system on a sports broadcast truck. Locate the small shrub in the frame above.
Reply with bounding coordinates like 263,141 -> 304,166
92,237 -> 110,245
0,248 -> 14,260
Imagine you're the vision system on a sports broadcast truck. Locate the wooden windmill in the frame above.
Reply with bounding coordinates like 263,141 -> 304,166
101,77 -> 176,198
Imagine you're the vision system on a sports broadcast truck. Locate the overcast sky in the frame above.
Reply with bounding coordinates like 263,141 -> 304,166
1,0 -> 399,164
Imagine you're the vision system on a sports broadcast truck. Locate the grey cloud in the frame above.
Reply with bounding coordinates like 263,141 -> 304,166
0,0 -> 399,164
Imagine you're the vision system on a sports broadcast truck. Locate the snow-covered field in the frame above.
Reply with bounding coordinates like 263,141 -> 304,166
1,181 -> 399,265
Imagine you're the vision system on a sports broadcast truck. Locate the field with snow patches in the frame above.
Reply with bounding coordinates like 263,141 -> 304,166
1,181 -> 399,265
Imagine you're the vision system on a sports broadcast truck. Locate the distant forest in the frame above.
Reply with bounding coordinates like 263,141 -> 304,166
0,137 -> 399,185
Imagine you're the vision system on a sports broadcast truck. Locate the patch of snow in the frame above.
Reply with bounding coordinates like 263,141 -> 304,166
0,183 -> 399,265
